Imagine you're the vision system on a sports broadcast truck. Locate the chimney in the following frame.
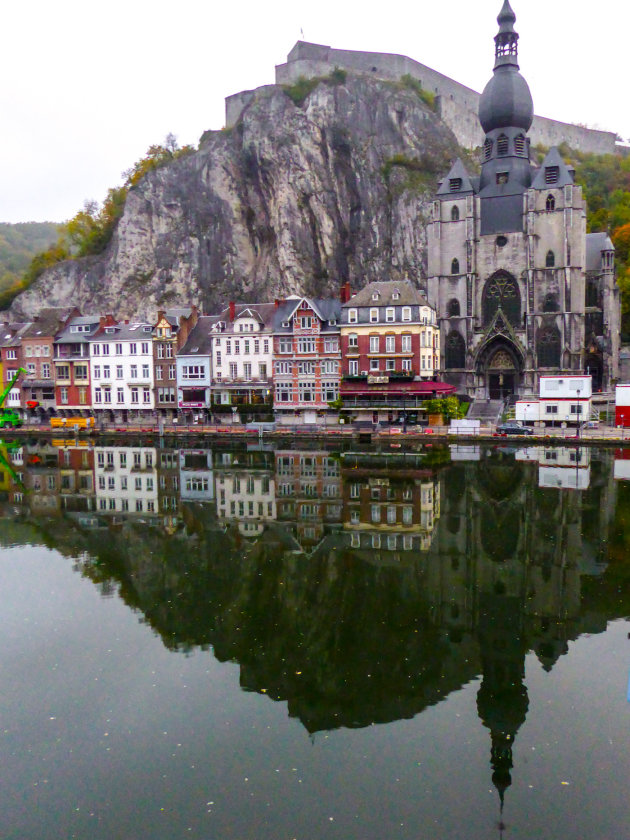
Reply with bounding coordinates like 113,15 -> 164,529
157,309 -> 165,324
229,301 -> 236,321
340,281 -> 352,304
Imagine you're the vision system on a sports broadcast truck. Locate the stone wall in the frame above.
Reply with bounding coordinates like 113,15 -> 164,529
238,41 -> 619,156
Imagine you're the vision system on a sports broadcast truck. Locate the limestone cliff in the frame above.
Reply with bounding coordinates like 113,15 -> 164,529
12,75 -> 462,319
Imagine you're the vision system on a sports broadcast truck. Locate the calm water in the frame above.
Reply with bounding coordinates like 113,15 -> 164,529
1,439 -> 630,839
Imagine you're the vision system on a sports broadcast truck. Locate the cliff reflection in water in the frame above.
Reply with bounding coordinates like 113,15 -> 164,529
2,438 -> 630,801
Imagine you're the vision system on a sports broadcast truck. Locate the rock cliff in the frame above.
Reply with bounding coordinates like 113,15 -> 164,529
12,75 -> 462,319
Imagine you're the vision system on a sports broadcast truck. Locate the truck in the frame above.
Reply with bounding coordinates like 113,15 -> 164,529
50,416 -> 95,430
0,368 -> 26,429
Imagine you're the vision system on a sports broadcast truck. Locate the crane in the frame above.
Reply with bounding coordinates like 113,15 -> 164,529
0,367 -> 26,428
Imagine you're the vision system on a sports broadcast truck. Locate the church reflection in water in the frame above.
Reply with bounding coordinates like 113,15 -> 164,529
0,437 -> 626,807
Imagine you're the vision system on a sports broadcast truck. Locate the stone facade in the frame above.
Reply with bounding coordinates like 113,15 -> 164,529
427,3 -> 620,400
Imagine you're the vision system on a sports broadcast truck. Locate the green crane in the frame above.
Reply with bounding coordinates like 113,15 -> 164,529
0,367 -> 26,429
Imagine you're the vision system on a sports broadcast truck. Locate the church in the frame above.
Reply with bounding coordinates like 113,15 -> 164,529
427,1 -> 620,400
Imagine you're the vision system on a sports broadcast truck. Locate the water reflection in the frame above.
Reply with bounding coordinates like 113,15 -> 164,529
1,437 -> 630,813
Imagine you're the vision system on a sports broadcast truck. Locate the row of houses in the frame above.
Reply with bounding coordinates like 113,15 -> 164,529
1,281 -> 451,425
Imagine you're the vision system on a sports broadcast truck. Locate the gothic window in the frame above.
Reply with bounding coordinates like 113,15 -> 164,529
451,205 -> 460,221
484,138 -> 493,160
537,324 -> 561,368
542,293 -> 559,312
447,298 -> 460,317
514,134 -> 526,156
586,279 -> 599,308
451,258 -> 460,275
445,331 -> 466,369
545,250 -> 555,268
546,194 -> 555,211
497,134 -> 509,156
482,272 -> 521,328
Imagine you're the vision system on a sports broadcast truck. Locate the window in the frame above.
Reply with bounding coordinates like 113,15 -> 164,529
300,316 -> 313,328
545,405 -> 558,415
229,362 -> 238,379
369,336 -> 380,353
104,388 -> 111,404
129,343 -> 137,354
298,381 -> 316,402
279,338 -> 292,354
324,338 -> 339,353
117,388 -> 124,403
6,349 -> 16,360
385,307 -> 395,322
370,359 -> 380,371
401,334 -> 412,353
102,344 -> 109,356
143,388 -> 151,403
168,364 -> 176,379
93,365 -> 101,379
484,138 -> 493,160
545,250 -> 555,268
451,258 -> 460,275
449,178 -> 462,192
142,364 -> 149,378
348,333 -> 358,349
451,205 -> 460,221
570,404 -> 583,415
182,365 -> 206,379
369,308 -> 378,323
545,193 -> 555,211
141,342 -> 149,354
275,383 -> 293,402
94,387 -> 102,404
259,363 -> 267,379
349,360 -> 359,376
386,358 -> 395,371
297,338 -> 316,354
321,381 -> 339,401
371,504 -> 381,523
348,308 -> 358,323
402,307 -> 411,322
130,365 -> 138,379
448,298 -> 460,317
446,331 -> 466,369
243,362 -> 252,379
275,361 -> 291,375
131,387 -> 139,404
545,166 -> 559,185
42,363 -> 50,379
496,172 -> 509,185
497,134 -> 509,156
385,335 -> 395,353
116,343 -> 123,355
155,365 -> 163,380
514,134 -> 526,156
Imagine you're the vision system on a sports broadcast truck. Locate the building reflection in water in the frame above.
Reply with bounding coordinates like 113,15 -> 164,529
0,439 -> 623,812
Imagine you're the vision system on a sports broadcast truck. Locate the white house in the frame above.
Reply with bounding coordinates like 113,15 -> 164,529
515,375 -> 592,426
89,322 -> 155,421
94,446 -> 159,515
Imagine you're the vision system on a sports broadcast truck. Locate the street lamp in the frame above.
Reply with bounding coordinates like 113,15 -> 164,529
576,387 -> 581,438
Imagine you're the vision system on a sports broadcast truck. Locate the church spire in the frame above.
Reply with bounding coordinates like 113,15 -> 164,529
494,0 -> 519,70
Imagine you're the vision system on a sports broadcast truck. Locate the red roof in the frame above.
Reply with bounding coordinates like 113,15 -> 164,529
341,380 -> 456,397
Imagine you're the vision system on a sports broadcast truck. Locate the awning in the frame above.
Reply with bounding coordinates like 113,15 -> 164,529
340,380 -> 456,398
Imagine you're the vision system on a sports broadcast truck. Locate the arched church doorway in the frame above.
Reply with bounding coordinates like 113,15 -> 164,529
487,349 -> 517,400
585,353 -> 603,392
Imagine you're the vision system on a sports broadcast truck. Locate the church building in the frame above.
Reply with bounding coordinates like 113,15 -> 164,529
427,1 -> 620,400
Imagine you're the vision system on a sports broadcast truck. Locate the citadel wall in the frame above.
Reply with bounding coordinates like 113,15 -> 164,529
226,41 -> 617,157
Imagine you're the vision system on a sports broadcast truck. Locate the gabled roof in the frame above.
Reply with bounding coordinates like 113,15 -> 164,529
436,158 -> 475,198
530,147 -> 575,190
342,280 -> 429,308
178,316 -> 219,356
586,232 -> 615,272
273,297 -> 342,331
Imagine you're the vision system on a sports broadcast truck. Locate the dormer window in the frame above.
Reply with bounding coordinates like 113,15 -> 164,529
546,194 -> 556,211
348,308 -> 358,324
545,166 -> 559,184
449,178 -> 462,192
484,138 -> 493,160
402,307 -> 411,322
369,308 -> 379,323
497,134 -> 509,156
282,320 -> 290,328
392,291 -> 400,300
451,206 -> 460,221
514,134 -> 526,156
372,292 -> 380,301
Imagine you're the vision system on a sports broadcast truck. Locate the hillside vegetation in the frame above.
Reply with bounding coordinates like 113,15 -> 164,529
0,222 -> 60,308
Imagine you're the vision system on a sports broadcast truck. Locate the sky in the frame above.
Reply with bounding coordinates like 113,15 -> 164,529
1,0 -> 626,225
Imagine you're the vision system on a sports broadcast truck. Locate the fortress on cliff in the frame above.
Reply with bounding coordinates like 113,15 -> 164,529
226,41 -> 618,156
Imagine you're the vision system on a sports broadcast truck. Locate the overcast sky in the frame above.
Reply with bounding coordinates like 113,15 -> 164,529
1,0 -> 626,225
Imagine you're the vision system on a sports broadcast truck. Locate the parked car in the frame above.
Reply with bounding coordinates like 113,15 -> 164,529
496,422 -> 535,436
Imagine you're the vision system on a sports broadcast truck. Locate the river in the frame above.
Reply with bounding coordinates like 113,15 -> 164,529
1,438 -> 629,838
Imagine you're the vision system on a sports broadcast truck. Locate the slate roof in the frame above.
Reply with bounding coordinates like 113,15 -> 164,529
273,297 -> 342,333
531,147 -> 575,190
342,280 -> 429,308
21,307 -> 77,339
89,321 -> 153,342
179,316 -> 219,356
586,232 -> 615,272
436,158 -> 475,198
54,315 -> 103,343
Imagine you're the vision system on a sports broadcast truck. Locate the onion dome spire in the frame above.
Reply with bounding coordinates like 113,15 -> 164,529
495,0 -> 519,69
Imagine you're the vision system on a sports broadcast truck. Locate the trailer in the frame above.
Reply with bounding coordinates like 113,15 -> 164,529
615,385 -> 630,427
515,375 -> 592,426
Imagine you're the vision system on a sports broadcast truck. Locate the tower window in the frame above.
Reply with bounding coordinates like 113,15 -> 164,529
496,172 -> 509,185
449,178 -> 462,192
497,134 -> 509,156
451,206 -> 460,221
451,258 -> 460,275
484,138 -> 493,160
545,166 -> 560,184
545,250 -> 555,268
546,194 -> 556,212
514,134 -> 526,156
447,298 -> 461,317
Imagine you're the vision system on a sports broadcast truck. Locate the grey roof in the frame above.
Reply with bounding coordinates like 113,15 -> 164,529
178,316 -> 219,356
1,322 -> 31,348
160,307 -> 195,328
437,158 -> 475,198
342,280 -> 429,308
88,321 -> 153,342
273,297 -> 341,332
531,147 -> 575,190
586,232 -> 615,272
213,302 -> 277,332
21,307 -> 76,339
54,315 -> 103,343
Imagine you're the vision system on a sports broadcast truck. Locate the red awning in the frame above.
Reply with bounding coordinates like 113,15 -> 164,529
340,380 -> 456,397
